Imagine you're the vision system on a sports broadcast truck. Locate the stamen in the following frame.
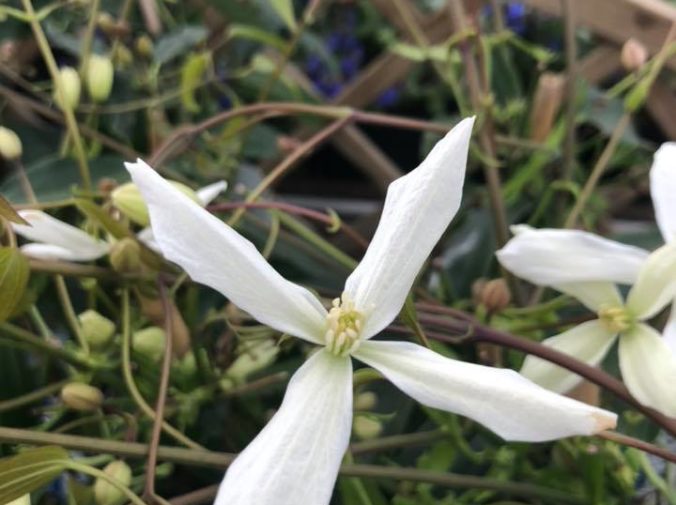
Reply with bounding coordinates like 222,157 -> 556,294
324,293 -> 364,357
597,304 -> 633,333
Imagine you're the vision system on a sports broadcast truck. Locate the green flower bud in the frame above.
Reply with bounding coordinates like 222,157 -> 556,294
133,326 -> 166,362
6,495 -> 31,505
94,460 -> 132,505
86,55 -> 114,103
61,382 -> 103,411
353,415 -> 382,440
225,339 -> 278,383
0,126 -> 22,160
354,391 -> 377,411
112,181 -> 199,226
109,238 -> 143,274
54,67 -> 81,110
135,35 -> 154,58
78,310 -> 116,350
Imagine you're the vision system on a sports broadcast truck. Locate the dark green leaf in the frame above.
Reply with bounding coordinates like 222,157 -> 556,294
154,26 -> 208,65
0,247 -> 30,322
0,195 -> 27,225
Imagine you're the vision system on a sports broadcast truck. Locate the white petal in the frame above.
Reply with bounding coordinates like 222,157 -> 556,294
353,340 -> 617,442
619,323 -> 676,418
344,118 -> 474,338
197,180 -> 228,205
136,227 -> 161,253
215,349 -> 352,505
556,282 -> 623,312
497,228 -> 649,286
12,210 -> 109,261
126,159 -> 327,344
626,243 -> 676,320
520,320 -> 617,394
663,303 -> 676,355
650,142 -> 676,243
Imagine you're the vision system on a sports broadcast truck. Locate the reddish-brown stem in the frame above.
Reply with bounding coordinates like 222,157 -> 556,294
208,201 -> 369,250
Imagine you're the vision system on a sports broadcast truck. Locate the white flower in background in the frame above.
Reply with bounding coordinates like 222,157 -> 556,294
127,117 -> 616,505
497,225 -> 676,417
650,142 -> 676,352
11,181 -> 226,261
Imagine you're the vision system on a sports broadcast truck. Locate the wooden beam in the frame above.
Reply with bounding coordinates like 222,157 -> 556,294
522,0 -> 676,70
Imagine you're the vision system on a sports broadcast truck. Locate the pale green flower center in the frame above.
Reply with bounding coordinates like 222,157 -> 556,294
325,294 -> 363,357
597,304 -> 633,333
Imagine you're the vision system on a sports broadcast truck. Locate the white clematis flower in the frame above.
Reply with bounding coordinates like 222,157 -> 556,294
127,118 -> 616,505
11,181 -> 227,261
650,142 -> 676,352
497,226 -> 676,417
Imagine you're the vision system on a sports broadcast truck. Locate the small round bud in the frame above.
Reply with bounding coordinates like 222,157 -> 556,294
133,326 -> 166,363
112,181 -> 199,227
354,391 -> 377,411
109,238 -> 143,274
621,38 -> 648,72
353,416 -> 382,440
472,278 -> 511,313
78,310 -> 116,350
135,35 -> 154,58
54,67 -> 81,111
86,55 -> 114,103
225,339 -> 278,383
94,460 -> 132,505
111,44 -> 133,68
61,382 -> 104,412
0,126 -> 22,160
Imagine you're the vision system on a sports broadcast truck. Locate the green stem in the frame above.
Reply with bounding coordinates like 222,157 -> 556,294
564,113 -> 630,228
54,275 -> 90,355
0,379 -> 69,413
20,0 -> 92,191
0,323 -> 93,368
120,289 -> 205,450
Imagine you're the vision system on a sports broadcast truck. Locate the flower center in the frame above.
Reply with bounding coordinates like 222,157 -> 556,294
597,304 -> 633,333
324,294 -> 364,357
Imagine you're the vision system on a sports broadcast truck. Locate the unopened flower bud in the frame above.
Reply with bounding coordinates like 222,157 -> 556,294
61,382 -> 103,411
226,339 -> 279,383
54,67 -> 81,110
109,238 -> 143,274
354,391 -> 377,411
112,181 -> 199,226
94,460 -> 132,505
86,55 -> 114,102
111,44 -> 133,68
79,310 -> 116,350
0,126 -> 22,160
621,38 -> 648,72
135,35 -> 154,58
133,326 -> 166,362
353,415 -> 382,440
472,278 -> 511,313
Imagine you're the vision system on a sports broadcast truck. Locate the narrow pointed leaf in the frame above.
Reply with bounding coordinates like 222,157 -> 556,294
0,247 -> 30,322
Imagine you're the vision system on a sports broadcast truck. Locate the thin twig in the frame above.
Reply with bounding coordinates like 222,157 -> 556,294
598,431 -> 676,465
143,281 -> 175,505
227,115 -> 353,227
208,201 -> 369,250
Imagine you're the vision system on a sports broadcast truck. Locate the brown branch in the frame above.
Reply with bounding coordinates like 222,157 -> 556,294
143,280 -> 175,505
208,201 -> 369,250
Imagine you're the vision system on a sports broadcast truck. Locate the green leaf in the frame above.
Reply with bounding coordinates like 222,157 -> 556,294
0,446 -> 69,504
74,198 -> 130,240
0,194 -> 27,225
154,26 -> 208,65
0,247 -> 30,322
1,155 -> 128,204
228,24 -> 287,52
180,51 -> 212,113
269,0 -> 296,31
